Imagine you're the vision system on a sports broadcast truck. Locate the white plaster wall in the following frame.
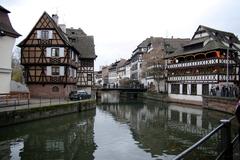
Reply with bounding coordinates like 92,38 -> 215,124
197,84 -> 202,95
180,84 -> 183,94
0,73 -> 11,94
0,36 -> 16,69
169,94 -> 203,102
0,36 -> 16,94
187,84 -> 191,95
168,83 -> 171,93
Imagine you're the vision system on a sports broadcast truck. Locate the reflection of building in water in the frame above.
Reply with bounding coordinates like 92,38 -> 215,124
0,110 -> 96,160
99,102 -> 226,158
101,91 -> 120,103
168,104 -> 203,128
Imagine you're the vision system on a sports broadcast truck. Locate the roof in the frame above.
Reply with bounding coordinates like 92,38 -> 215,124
67,28 -> 96,59
18,12 -> 70,47
0,5 -> 21,38
0,5 -> 10,13
165,25 -> 240,58
18,12 -> 96,59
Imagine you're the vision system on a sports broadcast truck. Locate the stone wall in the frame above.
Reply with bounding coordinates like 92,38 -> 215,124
203,96 -> 237,114
0,100 -> 96,127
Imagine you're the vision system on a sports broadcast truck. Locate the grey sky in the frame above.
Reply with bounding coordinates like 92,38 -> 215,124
2,0 -> 240,70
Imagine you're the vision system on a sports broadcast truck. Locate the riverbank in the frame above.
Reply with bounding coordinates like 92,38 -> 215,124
139,92 -> 236,114
0,99 -> 96,127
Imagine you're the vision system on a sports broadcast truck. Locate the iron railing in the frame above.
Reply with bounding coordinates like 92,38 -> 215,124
173,116 -> 239,160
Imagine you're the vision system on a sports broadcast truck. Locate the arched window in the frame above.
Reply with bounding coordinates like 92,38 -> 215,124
52,86 -> 59,92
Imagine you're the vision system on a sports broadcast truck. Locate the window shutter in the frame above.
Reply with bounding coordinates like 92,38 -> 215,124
37,30 -> 41,39
46,48 -> 51,57
49,30 -> 53,39
59,48 -> 64,57
46,66 -> 51,76
60,66 -> 65,76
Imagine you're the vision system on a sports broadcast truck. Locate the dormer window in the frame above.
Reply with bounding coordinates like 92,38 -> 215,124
147,43 -> 153,52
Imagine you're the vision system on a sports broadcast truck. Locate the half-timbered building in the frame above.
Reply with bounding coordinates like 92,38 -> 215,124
165,25 -> 240,102
18,12 -> 96,98
66,28 -> 96,94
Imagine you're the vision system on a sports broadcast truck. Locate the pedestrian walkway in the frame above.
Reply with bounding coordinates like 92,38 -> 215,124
0,98 -> 74,112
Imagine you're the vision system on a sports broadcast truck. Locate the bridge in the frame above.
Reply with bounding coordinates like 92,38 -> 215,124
98,87 -> 147,92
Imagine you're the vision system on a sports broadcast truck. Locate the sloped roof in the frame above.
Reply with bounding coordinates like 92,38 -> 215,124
0,5 -> 20,38
67,28 -> 96,59
18,12 -> 96,59
165,25 -> 240,58
18,12 -> 71,47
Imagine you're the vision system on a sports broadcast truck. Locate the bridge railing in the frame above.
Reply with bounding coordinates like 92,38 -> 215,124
173,116 -> 239,160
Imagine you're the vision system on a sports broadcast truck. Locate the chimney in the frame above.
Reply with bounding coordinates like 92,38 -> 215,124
59,24 -> 66,33
52,14 -> 59,24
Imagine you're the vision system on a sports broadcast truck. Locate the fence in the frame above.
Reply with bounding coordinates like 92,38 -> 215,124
173,116 -> 239,160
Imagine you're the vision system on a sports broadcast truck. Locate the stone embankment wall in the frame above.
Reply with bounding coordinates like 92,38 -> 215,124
141,93 -> 236,114
0,100 -> 96,127
202,96 -> 236,114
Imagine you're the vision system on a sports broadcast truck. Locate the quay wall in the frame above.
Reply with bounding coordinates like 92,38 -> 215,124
202,96 -> 236,114
140,92 -> 236,114
0,100 -> 96,127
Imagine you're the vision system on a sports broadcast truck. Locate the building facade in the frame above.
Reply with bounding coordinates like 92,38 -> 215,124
0,6 -> 21,94
166,25 -> 240,101
143,37 -> 189,92
18,12 -> 96,98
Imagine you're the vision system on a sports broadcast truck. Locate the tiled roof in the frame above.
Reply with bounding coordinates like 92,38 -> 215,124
67,28 -> 96,59
0,5 -> 20,38
165,25 -> 240,58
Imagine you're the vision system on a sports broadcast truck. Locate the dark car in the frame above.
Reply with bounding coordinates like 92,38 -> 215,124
69,90 -> 91,100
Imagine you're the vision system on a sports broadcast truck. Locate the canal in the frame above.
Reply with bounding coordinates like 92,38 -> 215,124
0,92 -> 234,160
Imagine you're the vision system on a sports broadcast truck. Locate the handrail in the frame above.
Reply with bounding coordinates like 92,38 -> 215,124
173,116 -> 236,160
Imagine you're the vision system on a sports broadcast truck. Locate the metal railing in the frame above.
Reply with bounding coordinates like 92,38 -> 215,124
173,116 -> 239,160
0,97 -> 71,112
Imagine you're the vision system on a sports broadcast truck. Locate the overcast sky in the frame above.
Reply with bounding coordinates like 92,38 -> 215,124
2,0 -> 240,70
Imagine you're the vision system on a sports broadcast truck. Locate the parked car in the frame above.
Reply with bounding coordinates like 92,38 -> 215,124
69,90 -> 91,100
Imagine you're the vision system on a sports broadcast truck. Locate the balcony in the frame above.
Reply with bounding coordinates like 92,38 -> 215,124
167,58 -> 236,69
168,74 -> 239,82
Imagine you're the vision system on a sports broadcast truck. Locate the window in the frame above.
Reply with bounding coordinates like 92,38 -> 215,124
202,84 -> 209,95
191,84 -> 197,95
52,66 -> 60,75
182,84 -> 187,94
171,84 -> 180,94
87,74 -> 92,81
51,48 -> 59,57
52,86 -> 59,92
41,30 -> 49,39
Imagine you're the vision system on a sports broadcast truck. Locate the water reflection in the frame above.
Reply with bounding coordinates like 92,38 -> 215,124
0,110 -> 96,160
101,91 -> 120,103
0,96 -> 232,160
97,100 -> 231,159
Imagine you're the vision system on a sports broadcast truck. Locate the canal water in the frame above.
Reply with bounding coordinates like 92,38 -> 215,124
0,92 -> 233,160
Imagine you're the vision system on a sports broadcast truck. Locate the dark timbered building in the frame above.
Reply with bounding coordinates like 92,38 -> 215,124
66,28 -> 96,93
165,25 -> 240,101
18,12 -> 96,98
